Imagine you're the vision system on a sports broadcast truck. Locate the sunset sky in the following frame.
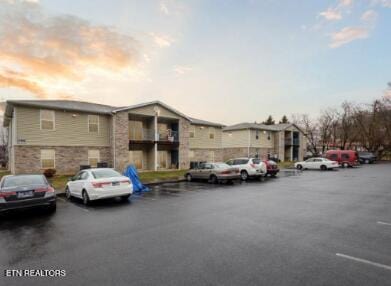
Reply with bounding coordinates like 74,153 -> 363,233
0,0 -> 390,124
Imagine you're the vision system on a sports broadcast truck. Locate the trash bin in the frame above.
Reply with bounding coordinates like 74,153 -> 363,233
80,165 -> 91,170
97,162 -> 108,168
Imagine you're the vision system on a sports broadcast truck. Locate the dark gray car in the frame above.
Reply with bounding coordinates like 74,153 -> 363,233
0,174 -> 56,213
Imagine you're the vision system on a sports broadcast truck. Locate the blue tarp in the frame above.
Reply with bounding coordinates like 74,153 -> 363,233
123,165 -> 150,193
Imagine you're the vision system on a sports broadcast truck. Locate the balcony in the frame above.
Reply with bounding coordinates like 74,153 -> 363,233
285,138 -> 300,146
129,128 -> 155,143
158,130 -> 179,145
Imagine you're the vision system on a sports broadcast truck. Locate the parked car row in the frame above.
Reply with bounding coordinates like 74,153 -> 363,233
0,150 -> 376,214
185,157 -> 279,184
295,150 -> 377,171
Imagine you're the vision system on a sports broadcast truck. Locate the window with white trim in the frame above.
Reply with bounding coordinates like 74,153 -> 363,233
88,150 -> 100,167
88,115 -> 99,133
209,127 -> 215,139
189,126 -> 195,138
41,149 -> 55,169
40,110 -> 55,130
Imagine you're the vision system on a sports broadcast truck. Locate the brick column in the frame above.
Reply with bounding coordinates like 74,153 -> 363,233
178,118 -> 190,169
112,111 -> 129,173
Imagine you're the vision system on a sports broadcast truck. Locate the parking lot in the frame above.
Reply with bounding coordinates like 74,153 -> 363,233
1,163 -> 391,286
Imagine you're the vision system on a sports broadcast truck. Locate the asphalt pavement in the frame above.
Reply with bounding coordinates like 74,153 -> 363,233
1,163 -> 390,286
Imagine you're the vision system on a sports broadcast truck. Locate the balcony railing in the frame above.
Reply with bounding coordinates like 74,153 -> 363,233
158,130 -> 179,142
129,128 -> 155,141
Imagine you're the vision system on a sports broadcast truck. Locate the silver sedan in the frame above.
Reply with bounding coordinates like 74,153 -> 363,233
185,162 -> 240,183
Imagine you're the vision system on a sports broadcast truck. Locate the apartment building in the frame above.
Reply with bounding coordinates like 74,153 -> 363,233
222,123 -> 306,161
4,100 -> 191,174
3,99 -> 307,175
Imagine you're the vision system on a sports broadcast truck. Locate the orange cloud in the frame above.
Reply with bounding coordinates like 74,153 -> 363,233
0,1 -> 140,98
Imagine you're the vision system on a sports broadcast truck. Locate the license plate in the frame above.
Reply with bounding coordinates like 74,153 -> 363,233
112,182 -> 120,186
17,191 -> 33,199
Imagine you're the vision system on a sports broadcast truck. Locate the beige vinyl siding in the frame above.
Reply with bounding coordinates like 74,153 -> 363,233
128,104 -> 180,119
189,124 -> 222,149
249,129 -> 274,148
222,129 -> 250,148
16,106 -> 110,146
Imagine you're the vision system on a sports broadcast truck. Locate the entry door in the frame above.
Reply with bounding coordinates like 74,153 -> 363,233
158,151 -> 168,169
129,151 -> 143,169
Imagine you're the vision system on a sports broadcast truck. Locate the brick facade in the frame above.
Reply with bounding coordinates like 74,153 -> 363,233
14,145 -> 112,175
178,118 -> 190,169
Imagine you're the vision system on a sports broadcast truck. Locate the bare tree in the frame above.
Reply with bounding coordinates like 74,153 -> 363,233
293,114 -> 320,155
318,108 -> 338,153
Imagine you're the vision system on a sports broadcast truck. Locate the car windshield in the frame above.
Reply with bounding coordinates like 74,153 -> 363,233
213,163 -> 230,169
91,169 -> 122,179
2,175 -> 46,188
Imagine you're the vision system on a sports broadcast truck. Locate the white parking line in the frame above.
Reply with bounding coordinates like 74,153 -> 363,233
336,253 -> 391,271
377,221 -> 391,226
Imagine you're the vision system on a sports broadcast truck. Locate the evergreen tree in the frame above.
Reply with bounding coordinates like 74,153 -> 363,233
263,115 -> 275,125
279,115 -> 289,124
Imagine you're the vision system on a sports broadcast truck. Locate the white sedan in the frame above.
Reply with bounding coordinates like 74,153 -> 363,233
294,158 -> 339,171
65,168 -> 133,205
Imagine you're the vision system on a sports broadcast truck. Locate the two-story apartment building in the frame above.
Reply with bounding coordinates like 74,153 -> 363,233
222,123 -> 306,161
4,100 -> 191,174
188,118 -> 225,163
3,99 -> 307,175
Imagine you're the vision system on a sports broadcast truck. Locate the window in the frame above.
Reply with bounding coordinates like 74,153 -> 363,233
92,169 -> 122,179
40,110 -> 55,130
267,131 -> 271,140
341,153 -> 350,160
88,115 -> 99,133
189,126 -> 195,138
88,150 -> 100,167
41,149 -> 55,169
255,130 -> 259,140
329,154 -> 338,160
209,127 -> 215,139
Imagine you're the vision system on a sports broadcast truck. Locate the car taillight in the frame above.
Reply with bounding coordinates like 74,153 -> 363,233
35,187 -> 55,193
220,170 -> 231,174
0,191 -> 16,198
92,182 -> 112,188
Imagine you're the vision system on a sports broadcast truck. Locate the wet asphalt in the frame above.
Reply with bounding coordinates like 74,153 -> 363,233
0,163 -> 391,286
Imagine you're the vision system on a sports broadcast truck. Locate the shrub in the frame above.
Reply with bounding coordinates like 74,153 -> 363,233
43,168 -> 57,178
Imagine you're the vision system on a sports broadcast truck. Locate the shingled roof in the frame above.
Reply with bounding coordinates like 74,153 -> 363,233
189,117 -> 225,128
223,122 -> 304,133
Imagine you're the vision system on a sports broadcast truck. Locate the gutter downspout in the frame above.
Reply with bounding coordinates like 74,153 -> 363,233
112,112 -> 116,170
247,128 -> 251,158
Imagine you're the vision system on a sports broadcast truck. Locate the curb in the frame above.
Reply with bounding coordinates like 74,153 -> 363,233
144,178 -> 186,186
54,178 -> 187,196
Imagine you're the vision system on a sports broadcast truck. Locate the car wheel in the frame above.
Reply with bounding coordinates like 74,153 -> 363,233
342,162 -> 349,168
320,165 -> 327,171
185,173 -> 192,182
210,175 -> 218,184
65,187 -> 71,200
365,159 -> 369,164
47,202 -> 56,213
240,170 -> 248,181
296,164 -> 303,170
82,190 -> 90,206
121,194 -> 131,201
